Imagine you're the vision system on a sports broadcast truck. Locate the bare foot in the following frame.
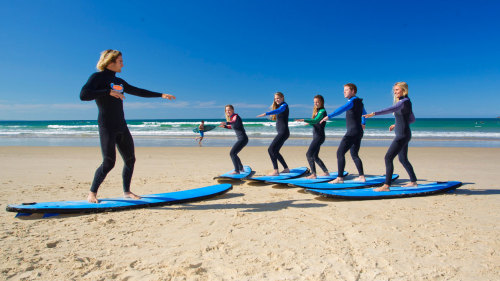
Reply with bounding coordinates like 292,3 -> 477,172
268,171 -> 279,176
124,192 -> 142,200
354,176 -> 366,182
87,192 -> 99,203
402,182 -> 417,187
320,172 -> 330,177
374,184 -> 391,192
330,177 -> 344,184
306,174 -> 317,179
281,168 -> 290,173
229,171 -> 240,175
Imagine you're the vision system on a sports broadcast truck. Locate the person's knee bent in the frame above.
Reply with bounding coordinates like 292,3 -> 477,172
102,157 -> 116,173
268,146 -> 275,157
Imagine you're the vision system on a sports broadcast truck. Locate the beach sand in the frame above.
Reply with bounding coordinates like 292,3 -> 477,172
1,146 -> 499,280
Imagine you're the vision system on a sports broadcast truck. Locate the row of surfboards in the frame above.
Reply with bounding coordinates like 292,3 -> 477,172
6,165 -> 461,217
215,166 -> 461,199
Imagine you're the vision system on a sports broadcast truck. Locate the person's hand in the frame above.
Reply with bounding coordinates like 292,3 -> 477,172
389,124 -> 395,131
362,124 -> 366,130
256,113 -> 266,118
162,93 -> 176,100
295,119 -> 304,122
363,112 -> 375,118
219,122 -> 226,128
110,90 -> 125,100
320,116 -> 329,124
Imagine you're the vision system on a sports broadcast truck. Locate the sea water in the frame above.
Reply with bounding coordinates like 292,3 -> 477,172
0,118 -> 499,147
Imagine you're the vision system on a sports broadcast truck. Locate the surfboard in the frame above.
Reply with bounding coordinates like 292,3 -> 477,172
247,167 -> 309,182
265,171 -> 348,185
293,175 -> 399,190
6,183 -> 232,216
214,165 -> 252,180
306,181 -> 462,200
193,125 -> 216,133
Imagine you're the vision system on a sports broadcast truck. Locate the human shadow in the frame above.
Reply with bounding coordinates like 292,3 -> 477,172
453,182 -> 500,195
156,198 -> 328,213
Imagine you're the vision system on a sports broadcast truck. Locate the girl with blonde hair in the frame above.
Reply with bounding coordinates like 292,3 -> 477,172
257,92 -> 290,176
364,82 -> 417,191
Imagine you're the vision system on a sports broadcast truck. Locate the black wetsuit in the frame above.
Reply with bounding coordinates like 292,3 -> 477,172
224,114 -> 248,171
304,108 -> 328,174
266,102 -> 289,170
374,96 -> 417,185
80,69 -> 163,193
328,97 -> 366,177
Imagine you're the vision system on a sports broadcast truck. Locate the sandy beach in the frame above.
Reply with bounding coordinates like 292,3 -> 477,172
1,146 -> 499,280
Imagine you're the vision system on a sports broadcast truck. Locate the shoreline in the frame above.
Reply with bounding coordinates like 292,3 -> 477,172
1,135 -> 500,148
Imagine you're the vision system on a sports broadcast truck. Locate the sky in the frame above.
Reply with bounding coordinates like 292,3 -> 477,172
0,0 -> 499,120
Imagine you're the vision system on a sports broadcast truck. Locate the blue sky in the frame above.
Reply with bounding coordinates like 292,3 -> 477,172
0,0 -> 499,120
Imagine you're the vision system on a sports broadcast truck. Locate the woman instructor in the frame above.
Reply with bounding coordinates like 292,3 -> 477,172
80,50 -> 175,203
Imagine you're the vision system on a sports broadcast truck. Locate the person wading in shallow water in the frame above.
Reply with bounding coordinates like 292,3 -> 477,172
80,49 -> 176,203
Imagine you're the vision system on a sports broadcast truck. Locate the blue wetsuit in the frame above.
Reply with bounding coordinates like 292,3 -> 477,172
304,108 -> 329,174
328,96 -> 366,177
266,102 -> 289,170
374,96 -> 417,185
223,114 -> 248,171
80,69 -> 163,193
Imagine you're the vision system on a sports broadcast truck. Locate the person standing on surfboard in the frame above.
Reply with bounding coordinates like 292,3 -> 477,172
195,120 -> 205,146
220,105 -> 248,174
257,92 -> 290,176
295,95 -> 329,179
321,83 -> 366,184
363,82 -> 417,191
80,49 -> 176,203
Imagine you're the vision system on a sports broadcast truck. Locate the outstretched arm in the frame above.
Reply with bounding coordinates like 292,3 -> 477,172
304,109 -> 326,125
121,79 -> 175,99
265,103 -> 287,116
327,100 -> 353,119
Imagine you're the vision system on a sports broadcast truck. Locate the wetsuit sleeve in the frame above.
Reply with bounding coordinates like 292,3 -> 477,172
80,73 -> 109,101
304,109 -> 326,125
119,78 -> 163,98
327,100 -> 353,119
373,98 -> 407,116
224,115 -> 238,129
361,106 -> 367,125
265,103 -> 287,116
409,112 -> 416,124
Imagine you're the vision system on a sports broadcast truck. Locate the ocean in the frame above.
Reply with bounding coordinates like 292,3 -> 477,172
0,118 -> 499,147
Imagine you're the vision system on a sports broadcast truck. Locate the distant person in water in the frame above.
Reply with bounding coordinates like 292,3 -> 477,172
257,92 -> 290,176
195,120 -> 205,146
80,49 -> 176,203
364,82 -> 417,191
295,95 -> 329,179
321,83 -> 366,184
220,105 -> 248,174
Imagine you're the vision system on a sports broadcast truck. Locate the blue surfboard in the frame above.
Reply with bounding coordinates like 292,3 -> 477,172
214,165 -> 252,180
248,167 -> 309,182
6,184 -> 232,216
307,181 -> 462,200
193,125 -> 216,133
265,171 -> 348,185
293,175 -> 399,190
